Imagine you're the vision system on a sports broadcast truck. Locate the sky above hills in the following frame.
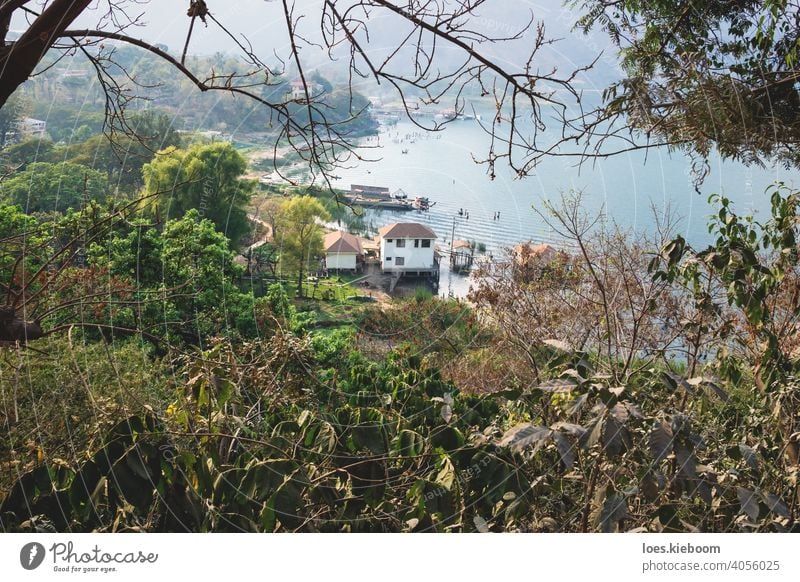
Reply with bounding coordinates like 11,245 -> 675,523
12,1 -> 620,92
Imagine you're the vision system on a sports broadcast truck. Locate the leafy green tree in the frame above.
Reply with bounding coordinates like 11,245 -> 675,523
143,142 -> 254,245
0,204 -> 42,290
275,195 -> 330,296
0,161 -> 109,213
27,104 -> 105,143
0,138 -> 55,166
0,93 -> 27,147
286,87 -> 377,138
63,110 -> 183,192
651,184 -> 800,389
71,125 -> 94,143
90,210 -> 254,342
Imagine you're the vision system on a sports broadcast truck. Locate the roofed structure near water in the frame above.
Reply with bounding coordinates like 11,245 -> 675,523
514,242 -> 559,262
378,222 -> 437,239
351,184 -> 391,199
324,231 -> 363,254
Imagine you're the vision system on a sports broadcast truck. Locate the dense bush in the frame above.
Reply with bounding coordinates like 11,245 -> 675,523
2,189 -> 800,532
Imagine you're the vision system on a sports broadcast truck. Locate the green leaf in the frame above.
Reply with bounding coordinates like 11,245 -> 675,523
396,429 -> 424,457
435,456 -> 457,491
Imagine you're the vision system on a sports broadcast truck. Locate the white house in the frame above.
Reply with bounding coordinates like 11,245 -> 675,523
324,231 -> 363,272
18,117 -> 47,137
378,222 -> 438,274
288,80 -> 323,100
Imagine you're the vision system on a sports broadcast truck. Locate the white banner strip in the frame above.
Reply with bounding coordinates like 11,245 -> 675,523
1,533 -> 798,580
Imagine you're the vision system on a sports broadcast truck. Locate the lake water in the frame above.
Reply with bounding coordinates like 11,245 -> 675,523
328,116 -> 800,297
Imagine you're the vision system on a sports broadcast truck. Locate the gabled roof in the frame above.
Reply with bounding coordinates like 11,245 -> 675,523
514,242 -> 556,254
324,231 -> 363,254
514,242 -> 562,263
378,222 -> 437,239
452,239 -> 471,249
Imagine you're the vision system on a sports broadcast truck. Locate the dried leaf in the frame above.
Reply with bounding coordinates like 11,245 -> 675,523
640,472 -> 660,502
739,444 -> 760,472
760,491 -> 790,518
608,386 -> 626,398
552,422 -> 586,438
675,447 -> 697,481
499,424 -> 552,451
602,416 -> 630,456
737,487 -> 760,521
592,488 -> 627,533
649,420 -> 673,463
561,369 -> 585,384
687,376 -> 729,402
583,416 -> 604,449
536,379 -> 578,393
552,432 -> 576,469
473,515 -> 490,533
440,404 -> 453,424
624,402 -> 644,419
568,393 -> 589,417
542,338 -> 572,352
610,403 -> 629,423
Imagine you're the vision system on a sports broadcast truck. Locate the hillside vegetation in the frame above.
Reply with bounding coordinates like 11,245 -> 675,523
1,181 -> 799,532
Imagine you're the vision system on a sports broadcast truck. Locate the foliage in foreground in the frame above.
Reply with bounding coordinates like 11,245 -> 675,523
2,190 -> 800,532
1,331 -> 798,532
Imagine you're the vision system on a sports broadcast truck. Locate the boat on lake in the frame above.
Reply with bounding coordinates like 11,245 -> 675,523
414,196 -> 433,210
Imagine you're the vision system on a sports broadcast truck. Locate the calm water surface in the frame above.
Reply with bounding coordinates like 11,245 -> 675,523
327,117 -> 800,297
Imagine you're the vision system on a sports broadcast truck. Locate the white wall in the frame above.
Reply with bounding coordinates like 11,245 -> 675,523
326,252 -> 357,270
380,237 -> 435,271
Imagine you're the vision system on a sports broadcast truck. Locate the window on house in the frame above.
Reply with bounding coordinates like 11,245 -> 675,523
395,257 -> 405,266
421,240 -> 431,248
386,257 -> 392,261
414,239 -> 419,247
386,239 -> 393,243
396,239 -> 406,247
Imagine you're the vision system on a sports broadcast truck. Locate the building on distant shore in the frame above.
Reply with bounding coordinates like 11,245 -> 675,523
18,117 -> 47,137
323,230 -> 364,272
288,80 -> 323,100
378,222 -> 438,275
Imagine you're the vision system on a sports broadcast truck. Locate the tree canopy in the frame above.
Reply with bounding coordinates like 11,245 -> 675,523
275,195 -> 331,295
143,141 -> 254,245
573,0 -> 800,173
0,161 -> 109,213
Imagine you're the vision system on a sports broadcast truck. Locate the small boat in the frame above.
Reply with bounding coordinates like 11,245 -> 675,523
414,196 -> 432,210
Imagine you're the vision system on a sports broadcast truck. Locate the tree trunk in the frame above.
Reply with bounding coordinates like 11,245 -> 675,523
297,267 -> 304,298
0,306 -> 44,343
0,0 -> 92,108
